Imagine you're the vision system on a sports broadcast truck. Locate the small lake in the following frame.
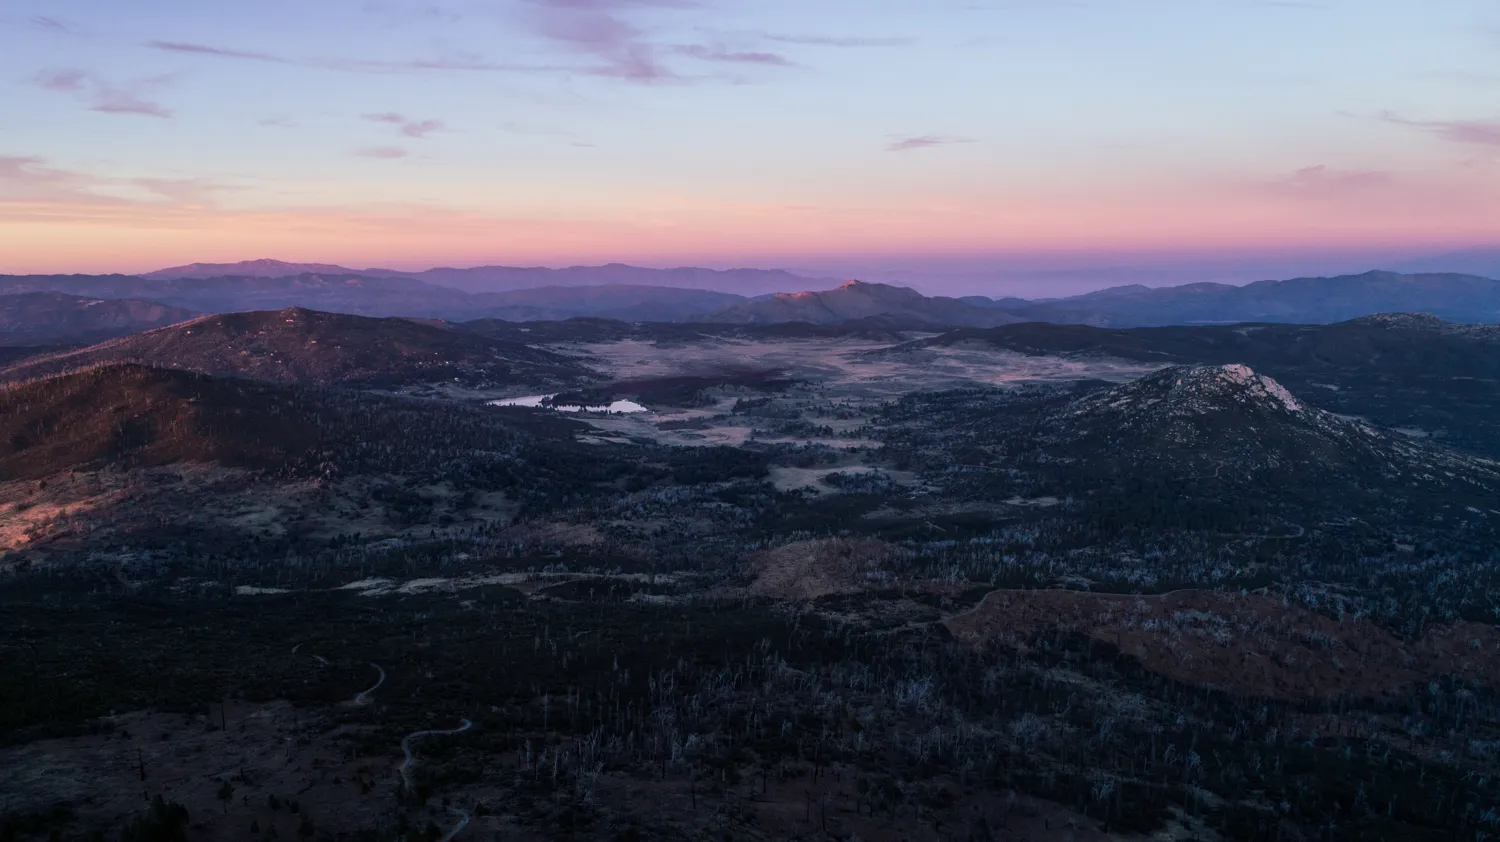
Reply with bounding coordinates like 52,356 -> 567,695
488,394 -> 649,414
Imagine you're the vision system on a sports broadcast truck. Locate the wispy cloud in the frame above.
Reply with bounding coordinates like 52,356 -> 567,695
670,44 -> 791,66
0,155 -> 229,207
516,0 -> 790,83
361,1 -> 463,22
149,40 -> 290,63
0,156 -> 87,199
886,135 -> 975,152
128,177 -> 231,205
35,69 -> 88,93
260,116 -> 298,128
32,16 -> 74,33
520,1 -> 678,82
758,33 -> 913,48
1261,165 -> 1394,198
144,40 -> 559,75
1382,111 -> 1500,147
144,6 -> 775,85
33,69 -> 175,118
363,112 -> 446,138
355,146 -> 409,159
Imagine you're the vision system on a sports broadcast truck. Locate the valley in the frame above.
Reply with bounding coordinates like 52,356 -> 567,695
2,299 -> 1499,842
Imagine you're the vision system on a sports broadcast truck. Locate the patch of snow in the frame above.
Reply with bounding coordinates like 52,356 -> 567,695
338,578 -> 396,595
235,586 -> 291,595
1004,496 -> 1061,508
396,577 -> 454,594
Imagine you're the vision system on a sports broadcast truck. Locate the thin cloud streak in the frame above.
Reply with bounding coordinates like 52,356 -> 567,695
1261,165 -> 1394,199
759,33 -> 914,48
148,40 -> 289,63
32,16 -> 74,33
671,44 -> 792,66
146,16 -> 783,84
1382,111 -> 1500,147
144,40 -> 561,75
0,155 -> 230,207
355,146 -> 409,159
886,135 -> 975,152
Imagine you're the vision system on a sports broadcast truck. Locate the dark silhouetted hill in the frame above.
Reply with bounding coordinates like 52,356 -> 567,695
0,307 -> 594,389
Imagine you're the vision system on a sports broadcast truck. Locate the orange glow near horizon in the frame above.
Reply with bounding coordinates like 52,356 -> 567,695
6,180 -> 1500,276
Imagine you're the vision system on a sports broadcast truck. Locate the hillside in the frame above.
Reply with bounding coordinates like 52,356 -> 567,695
706,280 -> 1023,327
876,364 -> 1500,532
0,363 -> 597,484
919,313 -> 1500,456
1034,365 -> 1490,491
0,292 -> 197,346
0,307 -> 594,389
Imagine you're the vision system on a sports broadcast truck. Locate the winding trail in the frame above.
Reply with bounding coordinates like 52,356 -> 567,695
353,662 -> 385,705
398,719 -> 473,793
438,808 -> 472,842
291,644 -> 330,666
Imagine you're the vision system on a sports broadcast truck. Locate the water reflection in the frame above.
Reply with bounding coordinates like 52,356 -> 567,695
488,394 -> 649,414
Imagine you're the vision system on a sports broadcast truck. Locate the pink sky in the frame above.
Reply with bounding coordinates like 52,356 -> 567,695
4,0 -> 1500,280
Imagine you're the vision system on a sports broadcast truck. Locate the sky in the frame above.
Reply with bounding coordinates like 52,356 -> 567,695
2,0 -> 1499,291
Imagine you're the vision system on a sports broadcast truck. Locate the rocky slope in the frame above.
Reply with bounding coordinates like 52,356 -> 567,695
876,363 -> 1500,533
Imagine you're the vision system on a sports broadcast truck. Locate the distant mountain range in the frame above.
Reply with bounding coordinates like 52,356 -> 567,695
142,259 -> 827,296
1000,270 -> 1500,326
706,280 -> 1023,327
2,264 -> 1500,340
0,271 -> 749,324
1386,247 -> 1500,280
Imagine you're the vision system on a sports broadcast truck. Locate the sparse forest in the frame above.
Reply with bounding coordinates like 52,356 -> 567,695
2,314 -> 1499,841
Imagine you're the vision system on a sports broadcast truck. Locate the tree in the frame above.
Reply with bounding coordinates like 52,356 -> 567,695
217,778 -> 235,814
119,796 -> 189,842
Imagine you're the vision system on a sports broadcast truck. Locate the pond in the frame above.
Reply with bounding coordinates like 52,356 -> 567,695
488,394 -> 650,414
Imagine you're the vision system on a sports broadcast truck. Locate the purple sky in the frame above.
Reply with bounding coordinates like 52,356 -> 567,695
3,1 -> 1500,293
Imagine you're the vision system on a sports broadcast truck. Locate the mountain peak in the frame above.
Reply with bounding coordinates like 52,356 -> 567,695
1137,363 -> 1303,413
1,306 -> 592,389
141,259 -> 367,281
704,279 -> 1021,327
